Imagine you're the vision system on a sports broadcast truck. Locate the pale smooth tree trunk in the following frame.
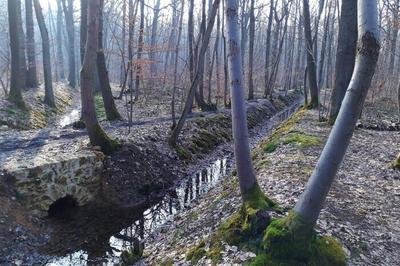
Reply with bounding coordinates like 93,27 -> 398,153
97,0 -> 122,121
33,0 -> 55,107
25,0 -> 39,88
295,0 -> 380,227
303,0 -> 319,108
329,0 -> 357,123
169,0 -> 220,146
8,0 -> 25,107
81,0 -> 118,155
225,0 -> 258,195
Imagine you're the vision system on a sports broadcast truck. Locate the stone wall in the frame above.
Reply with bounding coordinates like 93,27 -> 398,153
2,150 -> 104,214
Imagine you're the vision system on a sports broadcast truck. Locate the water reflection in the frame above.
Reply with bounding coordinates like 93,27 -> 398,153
46,158 -> 228,265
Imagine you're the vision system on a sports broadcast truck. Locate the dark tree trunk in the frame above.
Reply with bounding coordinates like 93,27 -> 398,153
247,0 -> 255,100
97,0 -> 122,121
81,0 -> 118,155
62,0 -> 77,88
7,0 -> 25,107
16,0 -> 27,89
25,0 -> 39,88
303,0 -> 319,108
33,0 -> 55,107
56,0 -> 65,80
329,0 -> 357,123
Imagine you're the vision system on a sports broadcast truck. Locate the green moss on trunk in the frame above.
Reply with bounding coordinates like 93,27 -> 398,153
91,123 -> 120,155
219,184 -> 278,247
260,211 -> 346,265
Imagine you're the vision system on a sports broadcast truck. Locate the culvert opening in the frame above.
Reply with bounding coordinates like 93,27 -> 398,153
48,195 -> 78,218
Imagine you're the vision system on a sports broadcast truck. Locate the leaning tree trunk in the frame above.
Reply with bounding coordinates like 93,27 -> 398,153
329,0 -> 357,124
25,0 -> 39,88
81,0 -> 118,155
7,0 -> 25,107
225,0 -> 259,196
264,0 -> 274,97
303,0 -> 319,108
97,0 -> 122,121
33,0 -> 55,107
169,0 -> 220,146
264,0 -> 380,262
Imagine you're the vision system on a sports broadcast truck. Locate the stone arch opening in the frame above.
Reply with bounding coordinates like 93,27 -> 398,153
48,195 -> 78,218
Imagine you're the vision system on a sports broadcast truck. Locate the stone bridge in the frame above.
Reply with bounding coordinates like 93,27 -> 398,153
1,133 -> 104,216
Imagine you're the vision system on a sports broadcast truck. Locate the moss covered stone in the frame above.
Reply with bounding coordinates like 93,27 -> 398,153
186,240 -> 207,264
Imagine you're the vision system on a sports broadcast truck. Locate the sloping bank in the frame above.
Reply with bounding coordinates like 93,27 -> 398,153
143,108 -> 400,266
101,92 -> 303,209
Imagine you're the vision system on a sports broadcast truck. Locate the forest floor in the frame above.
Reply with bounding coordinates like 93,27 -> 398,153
143,107 -> 400,266
0,88 -> 302,264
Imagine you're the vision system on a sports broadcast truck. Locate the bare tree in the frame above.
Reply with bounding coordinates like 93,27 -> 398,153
25,0 -> 38,88
169,0 -> 221,146
97,0 -> 122,121
303,0 -> 319,108
33,0 -> 55,107
61,0 -> 77,88
7,0 -> 25,107
329,0 -> 357,123
81,0 -> 118,154
264,0 -> 380,261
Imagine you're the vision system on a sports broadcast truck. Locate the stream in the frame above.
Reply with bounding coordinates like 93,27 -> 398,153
43,97 -> 303,265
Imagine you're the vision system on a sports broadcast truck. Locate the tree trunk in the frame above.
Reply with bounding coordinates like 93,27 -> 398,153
135,0 -> 145,101
247,0 -> 255,100
25,0 -> 39,88
97,0 -> 122,121
171,0 -> 185,128
62,0 -> 77,88
303,0 -> 319,108
296,0 -> 380,233
16,0 -> 27,89
264,0 -> 274,97
225,0 -> 258,195
264,1 -> 380,261
81,0 -> 118,155
80,0 -> 88,64
149,0 -> 161,78
7,0 -> 25,107
56,0 -> 65,80
329,0 -> 357,123
33,0 -> 55,107
169,0 -> 220,146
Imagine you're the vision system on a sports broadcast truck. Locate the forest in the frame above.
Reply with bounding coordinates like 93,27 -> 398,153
0,0 -> 399,265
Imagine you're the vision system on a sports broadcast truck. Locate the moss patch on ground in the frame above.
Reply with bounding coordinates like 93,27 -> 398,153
391,154 -> 400,169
